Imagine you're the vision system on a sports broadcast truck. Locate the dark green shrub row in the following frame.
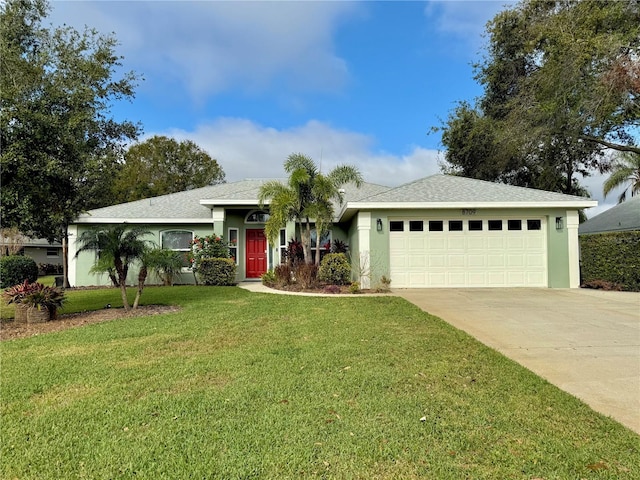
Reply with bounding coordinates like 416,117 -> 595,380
39,263 -> 63,275
197,258 -> 237,286
580,231 -> 640,291
0,255 -> 39,288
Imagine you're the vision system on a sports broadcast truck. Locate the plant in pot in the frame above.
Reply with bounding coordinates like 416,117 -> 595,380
3,281 -> 66,323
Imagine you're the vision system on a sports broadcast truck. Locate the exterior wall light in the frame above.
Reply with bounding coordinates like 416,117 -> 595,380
376,218 -> 383,232
555,216 -> 564,230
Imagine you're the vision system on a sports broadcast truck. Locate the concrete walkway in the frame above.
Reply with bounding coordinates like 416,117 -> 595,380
395,288 -> 640,434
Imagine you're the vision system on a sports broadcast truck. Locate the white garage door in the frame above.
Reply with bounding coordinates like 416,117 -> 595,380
389,217 -> 547,288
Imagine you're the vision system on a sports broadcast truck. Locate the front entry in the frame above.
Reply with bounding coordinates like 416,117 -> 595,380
246,229 -> 267,278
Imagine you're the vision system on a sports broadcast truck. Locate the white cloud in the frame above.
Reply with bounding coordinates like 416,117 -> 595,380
151,116 -> 617,218
48,1 -> 360,100
154,118 -> 440,187
424,0 -> 516,52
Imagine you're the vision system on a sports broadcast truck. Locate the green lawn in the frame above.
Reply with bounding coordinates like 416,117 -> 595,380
1,286 -> 638,479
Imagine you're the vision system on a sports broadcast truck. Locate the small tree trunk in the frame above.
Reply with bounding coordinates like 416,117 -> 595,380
132,265 -> 147,310
300,219 -> 312,264
120,282 -> 130,312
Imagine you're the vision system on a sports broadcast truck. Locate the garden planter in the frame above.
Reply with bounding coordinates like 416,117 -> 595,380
14,304 -> 28,323
27,307 -> 50,324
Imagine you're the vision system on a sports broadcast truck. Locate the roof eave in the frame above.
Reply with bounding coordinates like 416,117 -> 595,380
200,199 -> 264,206
347,201 -> 598,209
73,217 -> 214,224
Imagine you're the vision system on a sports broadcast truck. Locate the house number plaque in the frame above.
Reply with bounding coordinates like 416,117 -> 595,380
461,209 -> 477,215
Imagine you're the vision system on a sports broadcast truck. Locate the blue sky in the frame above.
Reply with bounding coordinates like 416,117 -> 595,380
49,1 -> 614,216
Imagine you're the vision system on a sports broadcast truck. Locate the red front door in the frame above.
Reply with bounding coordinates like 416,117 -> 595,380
246,229 -> 267,278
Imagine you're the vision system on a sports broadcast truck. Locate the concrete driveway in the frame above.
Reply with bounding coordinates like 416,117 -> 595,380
395,288 -> 640,434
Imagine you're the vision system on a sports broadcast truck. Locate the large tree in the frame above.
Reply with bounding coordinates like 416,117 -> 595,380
113,136 -> 226,203
258,153 -> 362,264
0,0 -> 140,287
437,0 -> 639,194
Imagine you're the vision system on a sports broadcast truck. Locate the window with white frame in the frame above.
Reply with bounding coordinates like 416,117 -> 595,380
161,230 -> 193,268
279,229 -> 287,263
46,248 -> 59,257
246,210 -> 270,223
228,228 -> 239,265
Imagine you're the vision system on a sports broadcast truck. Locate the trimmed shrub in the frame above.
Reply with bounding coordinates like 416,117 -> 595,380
349,281 -> 361,294
38,263 -> 63,275
318,253 -> 351,285
580,231 -> 640,291
0,255 -> 38,288
197,258 -> 237,286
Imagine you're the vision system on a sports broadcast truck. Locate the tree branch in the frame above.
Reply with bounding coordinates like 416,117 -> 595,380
579,136 -> 640,155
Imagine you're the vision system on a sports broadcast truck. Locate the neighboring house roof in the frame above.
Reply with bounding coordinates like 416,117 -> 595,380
579,196 -> 640,234
0,236 -> 61,248
74,175 -> 597,225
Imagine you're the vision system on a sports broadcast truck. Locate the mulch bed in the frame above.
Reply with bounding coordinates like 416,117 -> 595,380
0,305 -> 181,341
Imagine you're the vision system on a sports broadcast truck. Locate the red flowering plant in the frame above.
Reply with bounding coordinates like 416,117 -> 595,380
188,234 -> 231,272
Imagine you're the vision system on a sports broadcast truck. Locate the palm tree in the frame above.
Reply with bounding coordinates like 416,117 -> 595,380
603,152 -> 640,203
75,224 -> 152,311
258,153 -> 362,264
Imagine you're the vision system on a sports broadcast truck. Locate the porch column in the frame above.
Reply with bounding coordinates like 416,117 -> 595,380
357,212 -> 372,289
566,210 -> 580,288
67,225 -> 78,287
212,207 -> 225,234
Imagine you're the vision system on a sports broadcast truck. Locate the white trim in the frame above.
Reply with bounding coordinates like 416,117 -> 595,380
212,207 -> 225,223
245,209 -> 270,223
67,225 -> 78,287
347,200 -> 597,210
357,212 -> 371,289
566,210 -> 580,288
74,217 -> 214,224
200,199 -> 264,206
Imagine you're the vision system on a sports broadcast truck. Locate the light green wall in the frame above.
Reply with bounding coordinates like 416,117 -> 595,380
73,224 -> 215,287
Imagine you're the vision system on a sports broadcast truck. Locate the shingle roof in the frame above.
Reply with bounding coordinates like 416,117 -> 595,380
75,174 -> 596,224
358,174 -> 595,204
579,196 -> 640,234
77,179 -> 390,222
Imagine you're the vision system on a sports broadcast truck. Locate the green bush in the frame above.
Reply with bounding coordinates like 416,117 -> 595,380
318,253 -> 351,285
197,258 -> 237,286
261,270 -> 276,287
0,255 -> 39,288
580,231 -> 640,291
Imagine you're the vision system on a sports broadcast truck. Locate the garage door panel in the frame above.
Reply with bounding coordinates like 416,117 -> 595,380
488,272 -> 506,285
448,254 -> 465,267
389,216 -> 547,288
468,254 -> 485,267
467,237 -> 485,249
448,237 -> 465,250
487,237 -> 504,249
507,254 -> 524,267
488,254 -> 505,266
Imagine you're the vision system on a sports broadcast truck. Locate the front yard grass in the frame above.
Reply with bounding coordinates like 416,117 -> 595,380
1,286 -> 638,479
